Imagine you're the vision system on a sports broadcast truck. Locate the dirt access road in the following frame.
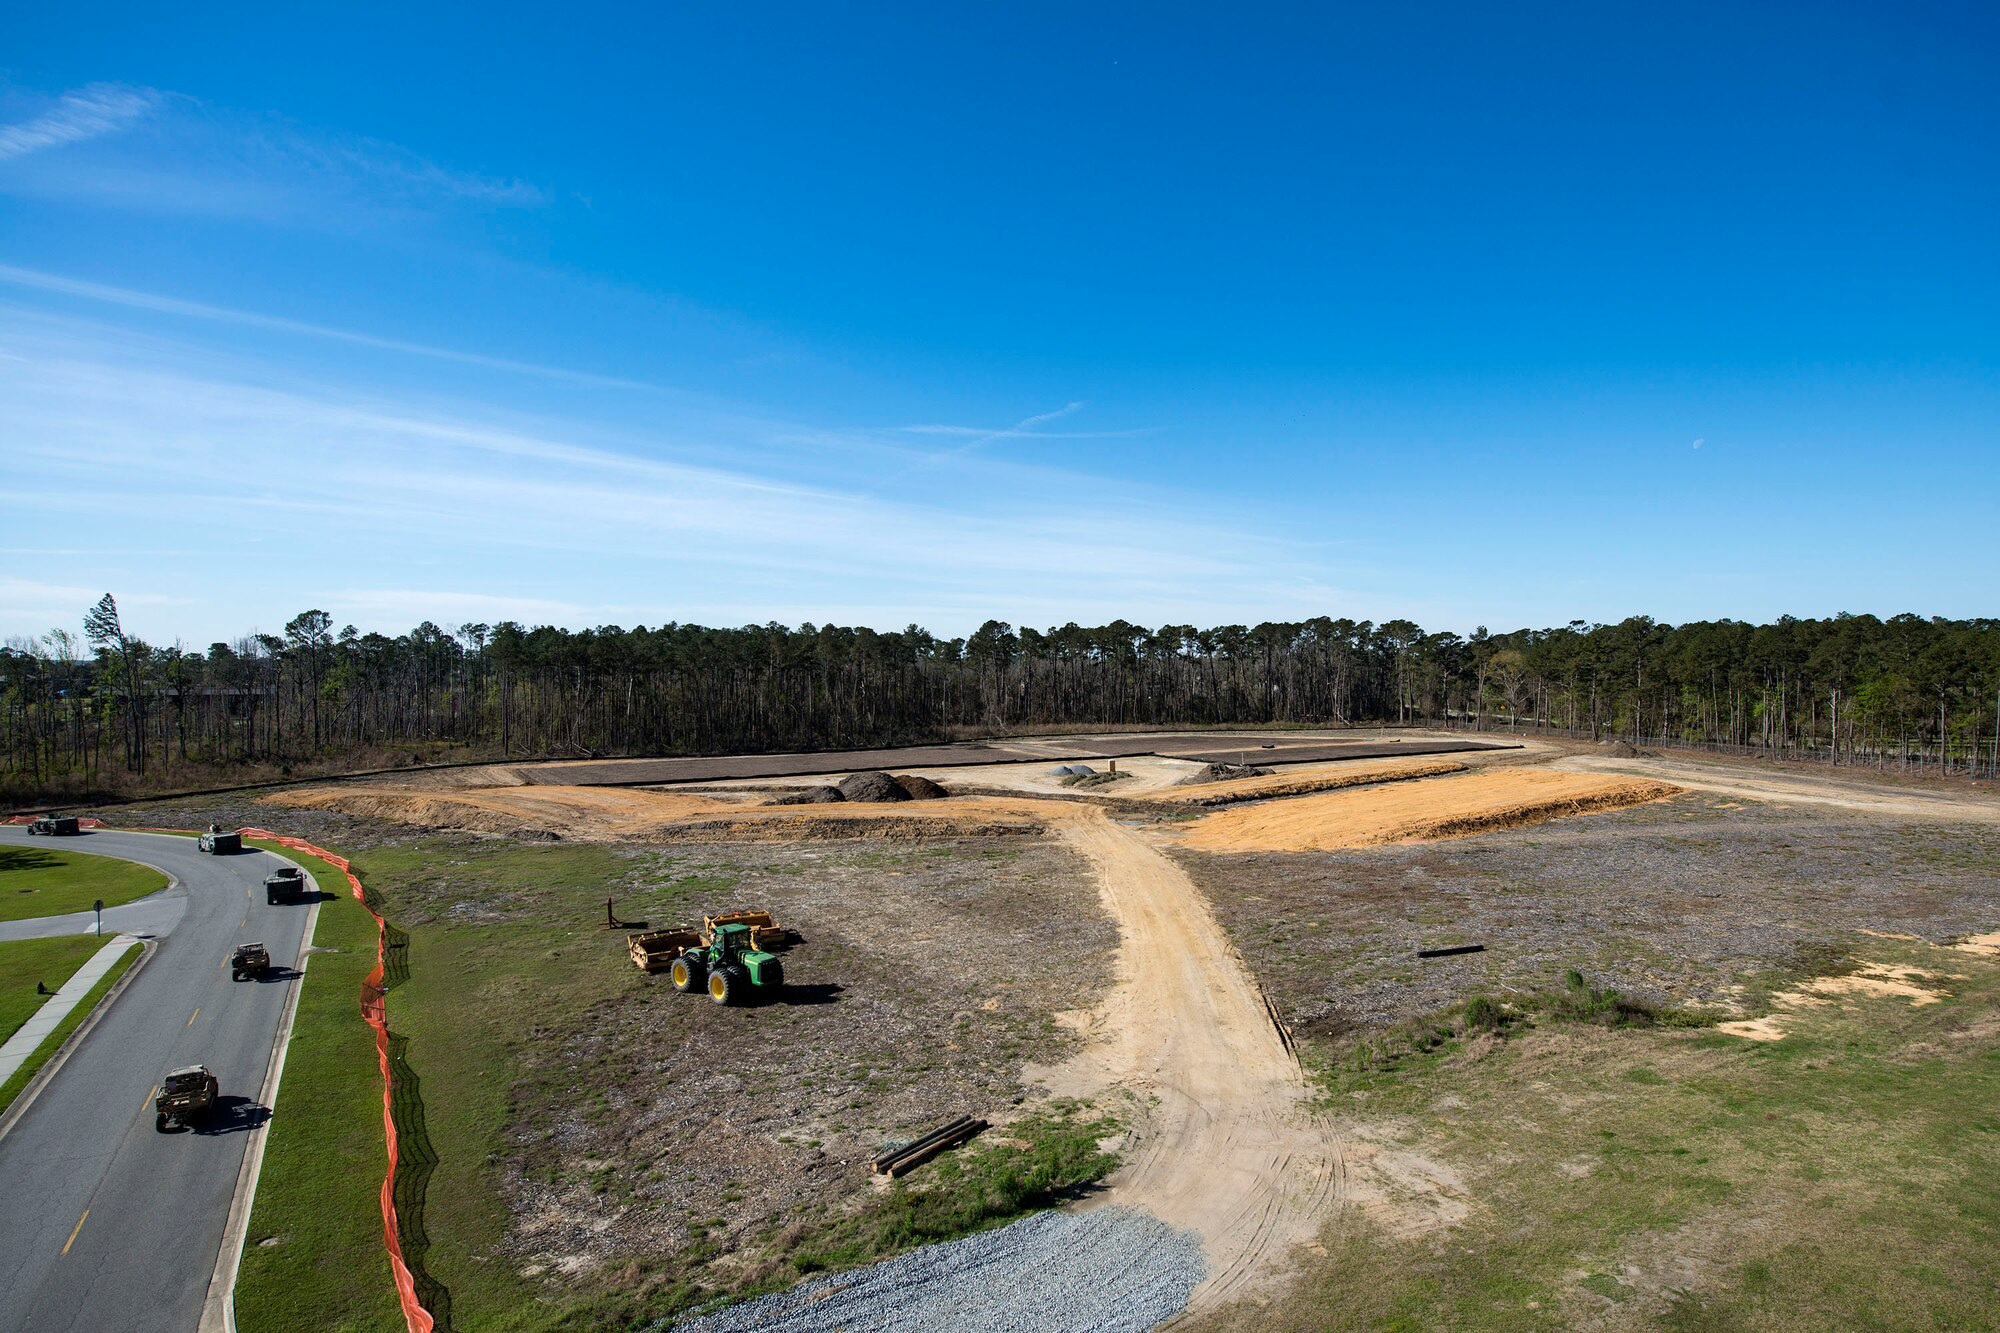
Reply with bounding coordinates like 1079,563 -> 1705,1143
1029,804 -> 1337,1312
1553,754 -> 2000,822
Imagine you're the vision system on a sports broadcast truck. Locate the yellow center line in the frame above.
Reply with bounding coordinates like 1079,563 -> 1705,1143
186,1007 -> 200,1027
60,1209 -> 88,1256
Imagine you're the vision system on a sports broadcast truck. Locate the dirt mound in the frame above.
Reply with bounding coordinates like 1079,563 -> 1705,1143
1179,763 -> 1271,785
766,785 -> 846,805
892,774 -> 950,800
1156,758 -> 1468,807
1601,740 -> 1656,758
837,771 -> 912,803
1180,768 -> 1679,853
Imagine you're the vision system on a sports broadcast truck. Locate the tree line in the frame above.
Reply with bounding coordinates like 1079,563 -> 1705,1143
3,595 -> 1997,801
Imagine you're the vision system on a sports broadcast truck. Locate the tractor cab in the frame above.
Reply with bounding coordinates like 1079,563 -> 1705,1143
668,922 -> 784,1006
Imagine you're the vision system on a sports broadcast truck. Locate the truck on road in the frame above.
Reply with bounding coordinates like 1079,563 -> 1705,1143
264,866 -> 311,905
155,1066 -> 219,1132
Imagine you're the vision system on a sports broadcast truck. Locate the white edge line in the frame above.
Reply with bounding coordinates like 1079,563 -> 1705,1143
0,936 -> 153,1144
200,862 -> 325,1333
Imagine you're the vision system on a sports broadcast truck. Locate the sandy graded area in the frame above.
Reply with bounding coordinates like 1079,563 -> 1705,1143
265,783 -> 737,837
1178,768 -> 1679,853
1553,754 -> 2000,821
1718,960 -> 1963,1041
264,782 -> 1052,841
1027,804 -> 1337,1312
1144,757 -> 1469,807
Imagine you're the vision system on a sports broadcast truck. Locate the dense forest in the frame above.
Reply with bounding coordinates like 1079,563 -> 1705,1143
4,594 -> 1998,801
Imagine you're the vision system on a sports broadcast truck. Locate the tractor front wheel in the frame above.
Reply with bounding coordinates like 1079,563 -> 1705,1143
708,965 -> 745,1006
155,1112 -> 169,1133
671,955 -> 705,993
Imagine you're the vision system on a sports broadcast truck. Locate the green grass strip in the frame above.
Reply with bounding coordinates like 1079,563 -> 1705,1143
0,844 -> 168,922
232,841 -> 404,1333
0,942 -> 140,1115
0,934 -> 107,1042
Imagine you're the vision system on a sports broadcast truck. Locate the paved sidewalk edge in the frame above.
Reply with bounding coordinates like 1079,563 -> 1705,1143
0,935 -> 156,1144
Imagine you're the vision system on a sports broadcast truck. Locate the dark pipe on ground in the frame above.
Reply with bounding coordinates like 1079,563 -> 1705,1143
1416,944 -> 1486,959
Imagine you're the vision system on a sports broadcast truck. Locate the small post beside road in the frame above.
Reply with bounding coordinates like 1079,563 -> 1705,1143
93,898 -> 104,937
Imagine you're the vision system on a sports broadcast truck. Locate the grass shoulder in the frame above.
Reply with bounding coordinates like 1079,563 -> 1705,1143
0,941 -> 140,1114
0,844 -> 168,922
232,840 -> 403,1333
0,934 -> 107,1041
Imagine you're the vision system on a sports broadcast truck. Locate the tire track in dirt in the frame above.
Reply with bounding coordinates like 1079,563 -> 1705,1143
1026,805 -> 1339,1312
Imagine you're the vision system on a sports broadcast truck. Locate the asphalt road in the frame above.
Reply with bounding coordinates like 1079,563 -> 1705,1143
0,826 -> 319,1333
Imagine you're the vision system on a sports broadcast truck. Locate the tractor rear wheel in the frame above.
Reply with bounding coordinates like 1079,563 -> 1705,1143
671,955 -> 705,992
708,965 -> 745,1006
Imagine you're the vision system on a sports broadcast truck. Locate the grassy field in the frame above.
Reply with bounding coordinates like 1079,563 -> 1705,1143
0,844 -> 168,922
336,832 -> 1113,1332
199,823 -> 1118,1333
232,841 -> 404,1333
1192,935 -> 2000,1332
0,934 -> 106,1041
0,942 -> 140,1114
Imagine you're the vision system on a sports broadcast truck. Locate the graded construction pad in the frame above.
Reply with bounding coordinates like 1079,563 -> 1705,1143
1147,757 -> 1468,807
1180,768 -> 1680,852
662,1206 -> 1205,1333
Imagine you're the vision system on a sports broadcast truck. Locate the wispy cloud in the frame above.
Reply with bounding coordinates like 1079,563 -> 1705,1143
0,264 -> 649,389
0,328 -> 1338,643
0,81 -> 543,221
906,402 -> 1150,460
0,83 -> 160,162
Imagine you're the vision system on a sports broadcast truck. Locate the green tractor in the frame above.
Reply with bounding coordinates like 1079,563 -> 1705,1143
669,923 -> 785,1005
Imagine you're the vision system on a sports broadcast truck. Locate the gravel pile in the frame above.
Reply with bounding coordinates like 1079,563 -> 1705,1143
838,771 -> 912,803
766,785 -> 846,805
893,774 -> 950,800
664,1206 -> 1204,1333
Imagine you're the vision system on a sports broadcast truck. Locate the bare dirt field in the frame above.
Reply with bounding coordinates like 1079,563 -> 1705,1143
118,734 -> 2000,1330
1177,768 -> 1679,852
1175,792 -> 2000,1032
1142,757 -> 1469,807
266,783 -> 1048,842
381,731 -> 1514,790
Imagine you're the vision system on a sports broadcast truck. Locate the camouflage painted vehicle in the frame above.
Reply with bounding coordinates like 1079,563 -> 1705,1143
230,942 -> 271,982
27,815 -> 80,836
155,1065 -> 219,1132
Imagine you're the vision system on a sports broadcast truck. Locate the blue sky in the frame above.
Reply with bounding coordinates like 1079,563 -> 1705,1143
3,3 -> 1995,646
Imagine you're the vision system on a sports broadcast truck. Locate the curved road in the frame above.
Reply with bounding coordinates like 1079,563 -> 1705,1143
0,826 -> 318,1333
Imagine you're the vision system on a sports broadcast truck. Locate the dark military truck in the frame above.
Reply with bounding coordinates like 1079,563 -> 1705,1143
230,942 -> 271,981
27,815 -> 81,836
264,865 -> 311,905
198,824 -> 243,854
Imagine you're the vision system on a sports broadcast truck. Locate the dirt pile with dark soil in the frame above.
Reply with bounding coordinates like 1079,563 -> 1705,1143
765,785 -> 846,805
838,771 -> 912,803
1180,763 -> 1273,785
893,774 -> 951,800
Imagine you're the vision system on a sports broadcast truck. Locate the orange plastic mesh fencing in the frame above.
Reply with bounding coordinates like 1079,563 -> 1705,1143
236,828 -> 438,1333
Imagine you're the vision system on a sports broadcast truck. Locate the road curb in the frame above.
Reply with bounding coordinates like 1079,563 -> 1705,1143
200,865 -> 324,1333
0,934 -> 156,1146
